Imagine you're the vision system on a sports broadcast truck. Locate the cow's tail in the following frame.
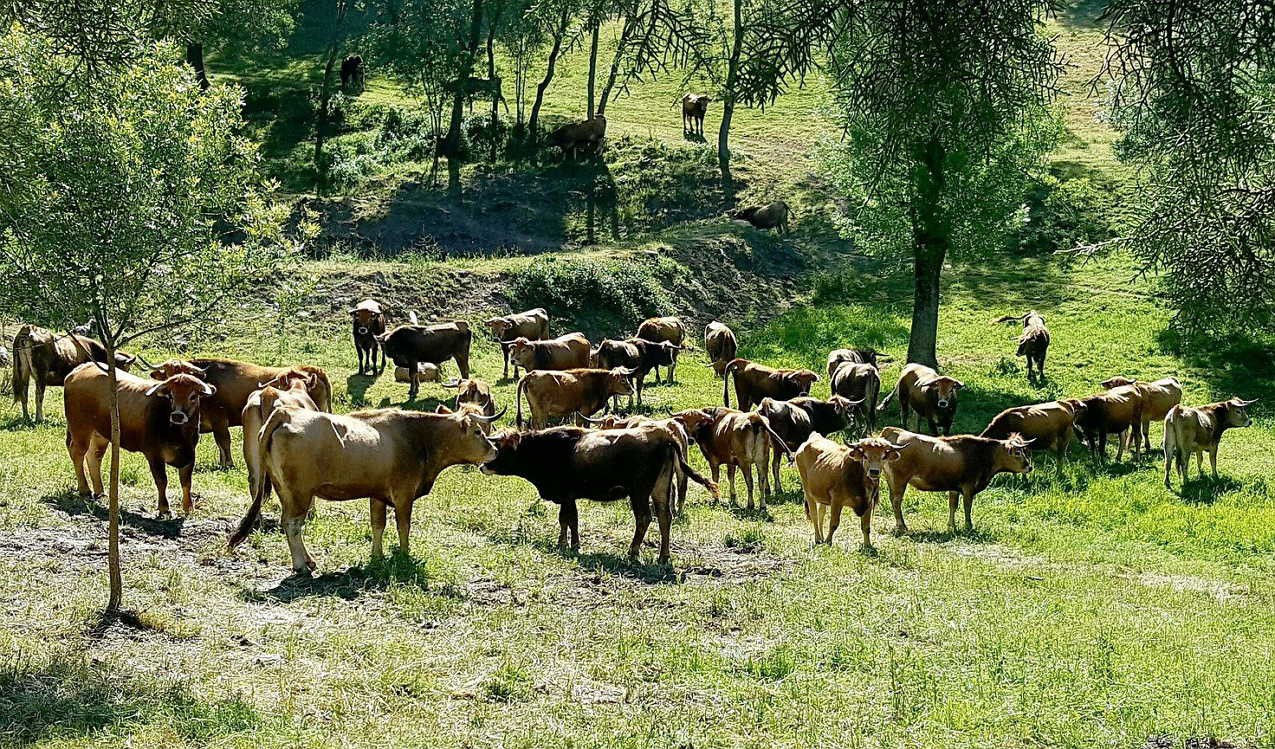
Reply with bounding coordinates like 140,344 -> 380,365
760,419 -> 797,464
672,442 -> 719,500
229,406 -> 292,549
515,374 -> 528,428
877,383 -> 899,412
722,358 -> 744,408
11,329 -> 31,404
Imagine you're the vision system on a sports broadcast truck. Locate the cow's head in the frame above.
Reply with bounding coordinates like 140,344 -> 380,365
145,374 -> 215,426
828,395 -> 864,421
437,402 -> 504,435
1101,376 -> 1135,389
349,304 -> 383,336
785,369 -> 820,395
114,353 -> 138,372
580,412 -> 626,429
485,316 -> 512,340
847,437 -> 904,482
608,367 -> 638,396
671,408 -> 716,442
448,378 -> 491,408
481,430 -> 525,476
995,434 -> 1035,474
149,359 -> 206,381
1060,398 -> 1089,422
261,368 -> 317,392
923,376 -> 964,410
1224,397 -> 1258,428
437,407 -> 501,462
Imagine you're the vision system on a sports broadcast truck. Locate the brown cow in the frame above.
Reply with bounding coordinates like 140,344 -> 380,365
486,308 -> 550,379
242,373 -> 321,512
673,407 -> 793,510
1101,376 -> 1183,452
995,311 -> 1050,382
723,358 -> 820,411
877,363 -> 964,436
1163,397 -> 1256,487
516,367 -> 636,428
150,358 -> 332,468
231,406 -> 500,572
826,348 -> 889,380
681,93 -> 710,135
11,324 -> 135,422
830,361 -> 882,432
508,333 -> 591,374
393,362 -> 441,384
796,434 -> 903,548
65,364 -> 214,517
980,399 -> 1087,459
636,316 -> 686,346
881,427 -> 1033,534
350,299 -> 387,376
548,114 -> 607,158
1073,384 -> 1146,462
704,321 -> 738,378
731,201 -> 791,234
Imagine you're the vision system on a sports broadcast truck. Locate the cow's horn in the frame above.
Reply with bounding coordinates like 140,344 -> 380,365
1238,397 -> 1258,406
577,411 -> 608,424
144,382 -> 166,397
474,406 -> 507,422
618,366 -> 639,375
443,378 -> 461,388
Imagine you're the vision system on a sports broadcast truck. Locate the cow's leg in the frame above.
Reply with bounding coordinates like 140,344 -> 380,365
82,434 -> 108,497
212,417 -> 233,469
394,498 -> 413,556
1196,450 -> 1207,479
726,463 -> 737,504
899,398 -> 909,430
1115,430 -> 1126,462
148,456 -> 171,518
961,488 -> 975,532
1209,445 -> 1220,478
946,491 -> 959,534
827,501 -> 844,545
654,490 -> 672,565
860,502 -> 874,548
558,500 -> 580,551
178,462 -> 195,516
889,481 -> 908,534
803,492 -> 821,543
758,453 -> 771,507
1164,447 -> 1174,488
741,463 -> 754,510
1143,420 -> 1153,453
771,448 -> 782,495
407,364 -> 419,400
456,352 -> 471,380
628,494 -> 652,561
370,498 -> 388,559
278,487 -> 316,573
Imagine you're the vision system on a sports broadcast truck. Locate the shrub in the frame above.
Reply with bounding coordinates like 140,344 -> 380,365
508,256 -> 675,335
1010,173 -> 1114,254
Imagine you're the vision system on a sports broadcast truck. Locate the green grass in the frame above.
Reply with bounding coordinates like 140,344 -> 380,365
2,249 -> 1273,748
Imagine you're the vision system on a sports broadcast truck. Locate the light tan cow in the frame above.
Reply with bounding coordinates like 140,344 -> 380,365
507,332 -> 591,374
796,434 -> 903,548
672,407 -> 793,510
636,316 -> 686,346
242,370 -> 322,510
1163,397 -> 1256,487
704,321 -> 738,378
878,363 -> 964,436
980,399 -> 1087,459
1102,376 -> 1183,452
515,367 -> 636,428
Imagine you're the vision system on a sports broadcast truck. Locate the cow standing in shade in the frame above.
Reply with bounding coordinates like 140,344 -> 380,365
11,325 -> 135,422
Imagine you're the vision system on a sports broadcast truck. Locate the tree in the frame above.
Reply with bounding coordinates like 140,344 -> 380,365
527,0 -> 582,136
497,0 -> 547,126
314,0 -> 354,190
0,32 -> 288,616
181,0 -> 299,90
822,0 -> 1062,366
597,0 -> 715,117
1096,0 -> 1275,335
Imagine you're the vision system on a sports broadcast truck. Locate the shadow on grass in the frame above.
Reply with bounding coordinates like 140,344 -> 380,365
1176,475 -> 1243,505
345,372 -> 378,407
44,491 -> 185,539
252,551 -> 465,603
904,527 -> 998,545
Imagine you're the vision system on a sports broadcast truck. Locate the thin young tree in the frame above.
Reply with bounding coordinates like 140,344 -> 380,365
527,0 -> 583,137
822,0 -> 1063,366
181,0 -> 299,89
0,33 -> 287,616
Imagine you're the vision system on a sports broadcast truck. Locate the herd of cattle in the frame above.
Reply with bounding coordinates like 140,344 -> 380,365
3,304 -> 1258,573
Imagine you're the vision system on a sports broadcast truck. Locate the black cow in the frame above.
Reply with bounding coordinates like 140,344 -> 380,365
377,321 -> 472,399
340,55 -> 364,90
757,396 -> 859,492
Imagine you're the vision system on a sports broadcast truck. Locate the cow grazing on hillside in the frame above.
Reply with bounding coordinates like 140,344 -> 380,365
508,333 -> 591,374
150,358 -> 332,469
482,426 -> 718,564
65,364 -> 214,517
796,435 -> 903,548
377,321 -> 473,399
722,358 -> 820,411
242,372 -> 322,513
704,321 -> 738,378
757,396 -> 859,493
880,427 -> 1034,534
826,348 -> 889,380
830,361 -> 882,432
485,308 -> 550,379
350,299 -> 387,376
731,201 -> 791,234
340,55 -> 365,90
673,407 -> 793,510
231,407 -> 500,572
878,363 -> 964,436
1163,397 -> 1256,487
1073,384 -> 1146,462
11,325 -> 135,422
1101,376 -> 1183,452
980,399 -> 1087,459
995,311 -> 1050,382
681,93 -> 710,135
548,115 -> 607,159
516,367 -> 636,428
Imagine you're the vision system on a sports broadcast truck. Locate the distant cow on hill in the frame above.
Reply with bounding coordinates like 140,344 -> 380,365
340,55 -> 364,90
995,311 -> 1050,382
547,115 -> 606,159
681,93 -> 710,135
731,201 -> 791,234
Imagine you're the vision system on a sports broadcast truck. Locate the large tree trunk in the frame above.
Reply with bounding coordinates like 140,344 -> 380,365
906,137 -> 949,368
185,43 -> 210,90
718,0 -> 744,202
586,20 -> 600,119
104,345 -> 123,615
528,11 -> 569,138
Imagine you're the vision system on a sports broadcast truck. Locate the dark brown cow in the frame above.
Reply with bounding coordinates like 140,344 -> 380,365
881,427 -> 1034,534
731,201 -> 791,234
11,324 -> 135,422
1073,385 -> 1146,462
548,115 -> 607,158
1163,398 -> 1256,487
825,348 -> 889,380
980,399 -> 1087,459
150,358 -> 332,468
757,396 -> 859,493
485,308 -> 549,379
878,363 -> 964,436
829,361 -> 882,432
672,407 -> 793,510
636,316 -> 687,383
377,321 -> 473,400
340,55 -> 364,90
350,299 -> 386,376
590,338 -> 644,409
65,363 -> 214,517
704,321 -> 738,378
722,358 -> 820,411
516,368 -> 636,428
796,434 -> 903,548
508,333 -> 590,374
995,311 -> 1050,382
579,413 -> 695,514
681,93 -> 710,135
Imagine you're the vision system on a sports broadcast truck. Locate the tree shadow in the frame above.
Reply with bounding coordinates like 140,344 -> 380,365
0,415 -> 37,432
45,491 -> 185,539
902,527 -> 997,545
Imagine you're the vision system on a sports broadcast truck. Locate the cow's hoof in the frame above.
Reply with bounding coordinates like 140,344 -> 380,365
158,510 -> 173,520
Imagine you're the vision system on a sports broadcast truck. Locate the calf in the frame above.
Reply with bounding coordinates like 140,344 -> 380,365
995,311 -> 1050,382
630,337 -> 684,387
547,114 -> 607,159
1102,376 -> 1183,452
830,361 -> 882,432
757,396 -> 859,493
704,321 -> 738,378
681,93 -> 710,135
723,358 -> 820,411
1073,385 -> 1146,462
826,348 -> 889,380
11,325 -> 135,422
350,299 -> 387,376
1163,397 -> 1256,487
796,434 -> 903,548
508,332 -> 591,375
64,364 -> 214,517
878,363 -> 964,436
673,407 -> 793,510
516,367 -> 636,428
377,321 -> 473,399
242,371 -> 321,513
881,427 -> 1034,534
980,399 -> 1087,459
636,316 -> 687,382
486,307 -> 550,379
232,407 -> 499,572
731,201 -> 790,234
482,426 -> 718,564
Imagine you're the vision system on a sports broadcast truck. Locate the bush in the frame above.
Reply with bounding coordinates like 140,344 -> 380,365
508,256 -> 675,335
1010,173 -> 1114,254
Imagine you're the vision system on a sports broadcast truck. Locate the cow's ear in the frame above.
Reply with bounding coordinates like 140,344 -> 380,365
435,404 -> 453,414
954,380 -> 966,389
144,382 -> 168,398
885,448 -> 902,461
